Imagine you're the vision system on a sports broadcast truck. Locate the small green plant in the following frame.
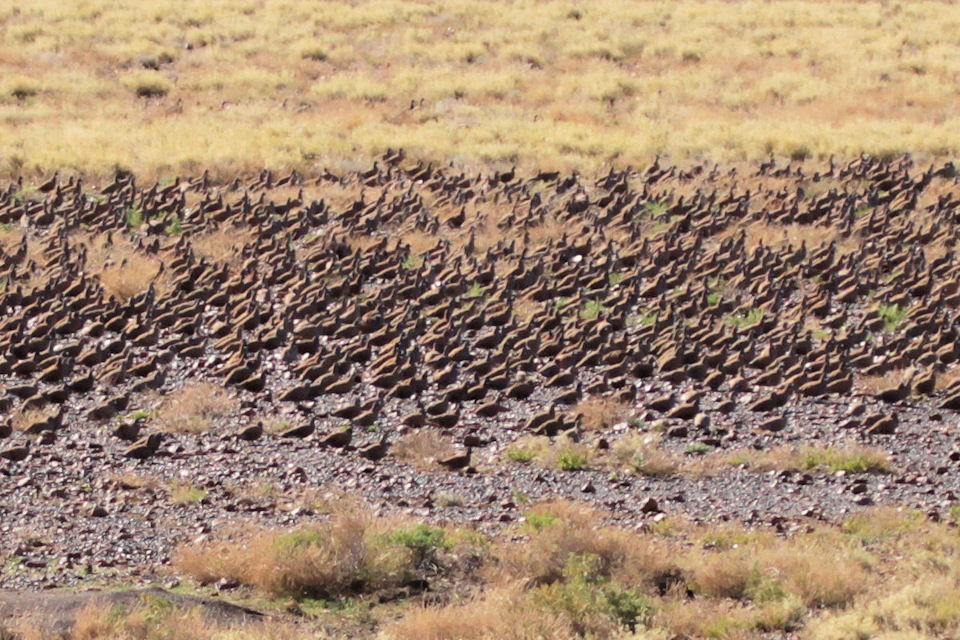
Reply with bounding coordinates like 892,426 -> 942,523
800,447 -> 890,473
524,511 -> 561,532
466,280 -> 485,298
169,481 -> 207,505
164,214 -> 182,236
608,272 -> 625,286
706,291 -> 721,306
580,300 -> 606,320
125,206 -> 143,229
506,447 -> 537,463
876,303 -> 907,332
383,524 -> 450,564
686,442 -> 713,456
643,199 -> 669,217
511,489 -> 530,505
812,328 -> 831,341
554,296 -> 573,310
726,308 -> 764,329
854,206 -> 871,218
556,448 -> 589,471
402,254 -> 423,270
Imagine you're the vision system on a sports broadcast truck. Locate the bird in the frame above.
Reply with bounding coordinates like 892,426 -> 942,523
1,443 -> 29,462
280,419 -> 316,439
438,447 -> 472,471
124,434 -> 162,460
237,421 -> 264,441
318,425 -> 353,448
358,434 -> 390,461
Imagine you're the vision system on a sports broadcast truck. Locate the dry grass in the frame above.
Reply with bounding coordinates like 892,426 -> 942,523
505,435 -> 592,471
168,480 -> 208,505
191,225 -> 251,266
153,382 -> 234,433
727,442 -> 892,474
731,221 -> 860,256
61,598 -> 313,640
7,2 -> 960,179
160,496 -> 960,640
73,232 -> 167,300
611,433 -> 683,477
393,430 -> 457,468
174,506 -> 464,600
576,396 -> 631,431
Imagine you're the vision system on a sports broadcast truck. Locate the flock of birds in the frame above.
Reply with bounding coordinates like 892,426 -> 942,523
1,150 -> 960,470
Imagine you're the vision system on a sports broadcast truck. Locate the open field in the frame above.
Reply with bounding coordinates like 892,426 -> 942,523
5,1 -> 960,178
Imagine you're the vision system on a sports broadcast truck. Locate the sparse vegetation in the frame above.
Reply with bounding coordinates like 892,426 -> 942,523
726,308 -> 764,329
154,383 -> 234,433
877,302 -> 908,332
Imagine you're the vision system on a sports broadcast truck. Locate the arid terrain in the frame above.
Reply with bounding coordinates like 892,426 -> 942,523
2,154 -> 960,638
6,1 -> 960,639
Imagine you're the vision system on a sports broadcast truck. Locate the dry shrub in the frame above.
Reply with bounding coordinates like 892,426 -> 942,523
393,430 -> 456,467
68,598 -> 313,640
731,442 -> 891,474
98,255 -> 161,300
494,500 -> 678,592
191,225 -> 250,266
686,535 -> 868,609
653,595 -> 804,639
611,433 -> 681,477
174,507 -> 414,599
576,395 -> 630,431
809,575 -> 960,640
385,583 -> 576,640
154,382 -> 234,433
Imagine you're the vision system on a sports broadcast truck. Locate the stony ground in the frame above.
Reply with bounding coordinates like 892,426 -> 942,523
2,153 -> 960,596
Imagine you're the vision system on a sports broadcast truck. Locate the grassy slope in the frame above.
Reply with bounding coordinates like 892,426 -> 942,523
2,0 -> 960,179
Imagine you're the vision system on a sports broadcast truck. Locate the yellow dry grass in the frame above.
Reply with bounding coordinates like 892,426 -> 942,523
153,382 -> 234,433
190,224 -> 251,266
576,395 -> 631,431
6,1 -> 960,179
393,430 -> 457,468
72,231 -> 167,299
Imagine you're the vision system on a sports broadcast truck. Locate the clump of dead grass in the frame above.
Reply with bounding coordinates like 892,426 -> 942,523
393,430 -> 457,468
611,433 -> 682,477
154,382 -> 234,433
191,225 -> 251,266
64,597 -> 310,640
73,232 -> 166,300
504,435 -> 592,471
175,507 -> 463,600
576,395 -> 630,431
